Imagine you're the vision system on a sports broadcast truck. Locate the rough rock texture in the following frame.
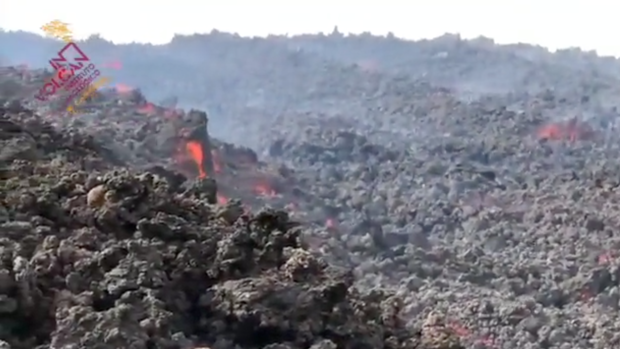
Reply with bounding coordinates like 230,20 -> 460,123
3,30 -> 620,349
0,91 -> 436,349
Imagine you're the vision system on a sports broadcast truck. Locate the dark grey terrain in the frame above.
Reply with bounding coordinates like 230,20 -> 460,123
2,29 -> 620,349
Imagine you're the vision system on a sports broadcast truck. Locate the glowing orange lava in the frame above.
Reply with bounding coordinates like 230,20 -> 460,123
448,321 -> 496,348
537,118 -> 595,142
137,103 -> 156,116
217,194 -> 228,205
449,322 -> 470,337
186,141 -> 206,178
537,124 -> 562,140
254,183 -> 276,197
598,252 -> 613,265
115,83 -> 134,94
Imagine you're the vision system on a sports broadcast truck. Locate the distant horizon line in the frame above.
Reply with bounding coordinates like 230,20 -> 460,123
1,27 -> 617,59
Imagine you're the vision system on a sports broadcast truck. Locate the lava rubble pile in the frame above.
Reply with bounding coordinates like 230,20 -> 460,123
5,59 -> 620,349
258,84 -> 620,349
0,68 -> 459,349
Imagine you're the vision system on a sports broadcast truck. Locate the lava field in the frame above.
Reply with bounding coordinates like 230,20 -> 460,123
2,31 -> 620,349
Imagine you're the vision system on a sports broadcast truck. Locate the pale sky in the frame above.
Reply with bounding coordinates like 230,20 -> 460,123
1,0 -> 619,56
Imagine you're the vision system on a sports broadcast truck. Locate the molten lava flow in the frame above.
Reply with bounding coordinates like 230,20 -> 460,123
449,321 -> 495,348
537,123 -> 563,140
449,322 -> 470,338
598,252 -> 613,265
254,183 -> 276,197
115,83 -> 134,94
537,119 -> 595,142
173,127 -> 209,179
211,149 -> 222,173
186,141 -> 206,178
217,194 -> 228,205
137,103 -> 156,116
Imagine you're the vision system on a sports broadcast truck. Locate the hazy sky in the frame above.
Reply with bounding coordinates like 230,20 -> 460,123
1,0 -> 618,56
